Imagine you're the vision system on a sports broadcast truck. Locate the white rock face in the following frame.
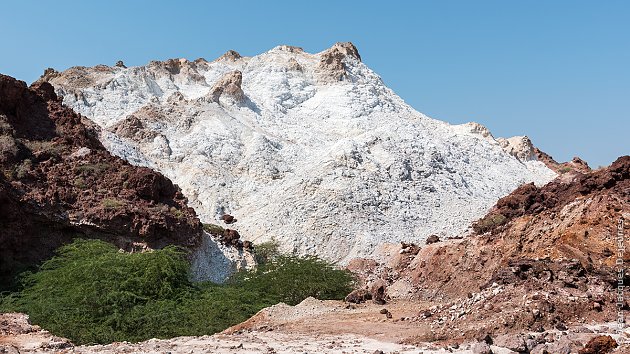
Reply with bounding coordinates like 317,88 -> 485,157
48,43 -> 556,262
190,232 -> 255,283
496,136 -> 537,162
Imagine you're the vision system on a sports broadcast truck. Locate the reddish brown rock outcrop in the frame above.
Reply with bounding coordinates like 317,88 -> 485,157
425,235 -> 440,245
215,49 -> 242,62
317,42 -> 361,82
221,214 -> 236,224
578,335 -> 618,354
534,147 -> 592,174
350,157 -> 629,340
0,74 -> 202,288
474,156 -> 627,234
110,114 -> 159,142
209,71 -> 245,102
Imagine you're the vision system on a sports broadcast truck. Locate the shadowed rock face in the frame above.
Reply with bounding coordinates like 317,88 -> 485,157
0,74 -> 202,288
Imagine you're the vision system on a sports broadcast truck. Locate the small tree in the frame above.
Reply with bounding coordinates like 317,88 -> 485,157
253,239 -> 282,265
232,254 -> 355,305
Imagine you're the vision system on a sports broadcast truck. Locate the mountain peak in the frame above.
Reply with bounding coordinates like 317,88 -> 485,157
325,41 -> 361,61
216,49 -> 242,62
46,44 -> 556,261
271,45 -> 305,54
316,42 -> 362,82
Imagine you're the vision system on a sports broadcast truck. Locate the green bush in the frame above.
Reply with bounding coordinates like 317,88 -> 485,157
169,206 -> 184,219
0,240 -> 192,344
74,162 -> 111,174
15,159 -> 33,179
472,213 -> 508,234
231,254 -> 355,306
23,140 -> 64,157
0,239 -> 353,344
102,198 -> 125,209
202,223 -> 225,235
74,177 -> 87,189
559,166 -> 573,174
253,239 -> 281,265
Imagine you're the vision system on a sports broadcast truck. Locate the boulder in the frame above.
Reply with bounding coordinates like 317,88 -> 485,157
493,334 -> 528,352
370,280 -> 387,305
472,342 -> 493,354
426,235 -> 440,244
345,289 -> 371,304
221,229 -> 241,246
578,335 -> 617,354
222,214 -> 236,224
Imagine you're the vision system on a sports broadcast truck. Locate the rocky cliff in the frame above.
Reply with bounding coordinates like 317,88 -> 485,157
0,74 -> 204,288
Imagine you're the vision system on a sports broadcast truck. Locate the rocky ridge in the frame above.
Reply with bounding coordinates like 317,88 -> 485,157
534,147 -> 592,174
44,42 -> 557,262
0,74 -> 248,286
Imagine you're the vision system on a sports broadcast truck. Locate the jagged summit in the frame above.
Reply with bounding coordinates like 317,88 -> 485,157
497,135 -> 537,161
271,45 -> 305,54
45,43 -> 557,262
323,41 -> 361,61
216,49 -> 242,62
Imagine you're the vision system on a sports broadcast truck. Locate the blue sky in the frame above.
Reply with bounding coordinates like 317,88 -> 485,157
1,0 -> 627,167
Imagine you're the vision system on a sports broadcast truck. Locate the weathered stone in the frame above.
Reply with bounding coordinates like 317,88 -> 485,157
345,289 -> 371,304
472,342 -> 493,354
370,279 -> 387,305
578,335 -> 617,354
209,71 -> 245,102
426,234 -> 440,244
493,334 -> 528,353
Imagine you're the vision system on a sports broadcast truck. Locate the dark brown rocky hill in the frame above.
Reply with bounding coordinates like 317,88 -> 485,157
0,74 -> 202,288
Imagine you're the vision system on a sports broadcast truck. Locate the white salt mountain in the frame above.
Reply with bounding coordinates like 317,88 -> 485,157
46,42 -> 556,263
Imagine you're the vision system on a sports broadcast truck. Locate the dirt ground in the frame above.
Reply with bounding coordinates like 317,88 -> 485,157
3,297 -> 629,354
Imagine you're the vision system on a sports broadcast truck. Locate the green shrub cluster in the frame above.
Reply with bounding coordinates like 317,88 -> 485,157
0,239 -> 354,345
23,140 -> 64,157
559,166 -> 573,174
202,223 -> 225,234
101,198 -> 125,209
231,254 -> 354,306
169,206 -> 184,219
472,213 -> 508,234
253,239 -> 281,265
74,162 -> 111,174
